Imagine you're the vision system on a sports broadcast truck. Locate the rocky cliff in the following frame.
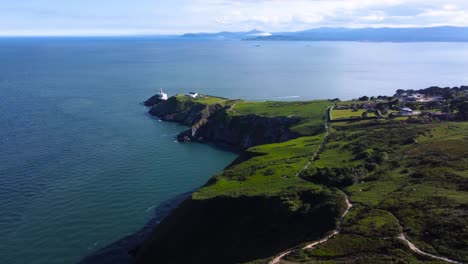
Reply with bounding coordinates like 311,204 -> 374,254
146,95 -> 301,151
137,94 -> 342,264
134,190 -> 344,264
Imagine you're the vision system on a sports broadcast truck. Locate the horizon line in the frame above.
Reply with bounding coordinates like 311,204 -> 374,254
0,25 -> 466,37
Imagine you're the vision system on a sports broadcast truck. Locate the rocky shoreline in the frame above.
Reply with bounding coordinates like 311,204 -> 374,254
77,192 -> 191,264
144,95 -> 302,151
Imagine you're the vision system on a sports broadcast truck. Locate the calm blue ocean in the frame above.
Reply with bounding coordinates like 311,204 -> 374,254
0,38 -> 467,264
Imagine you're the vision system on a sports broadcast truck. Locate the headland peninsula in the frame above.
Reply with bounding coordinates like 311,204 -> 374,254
135,86 -> 468,264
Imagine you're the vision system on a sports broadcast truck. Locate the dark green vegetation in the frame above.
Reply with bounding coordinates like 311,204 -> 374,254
139,92 -> 467,264
282,120 -> 468,263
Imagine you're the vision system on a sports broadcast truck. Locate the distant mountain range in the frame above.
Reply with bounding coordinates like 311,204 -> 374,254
182,26 -> 468,42
181,29 -> 271,39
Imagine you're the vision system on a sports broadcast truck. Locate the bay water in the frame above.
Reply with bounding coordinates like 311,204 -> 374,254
1,38 -> 467,264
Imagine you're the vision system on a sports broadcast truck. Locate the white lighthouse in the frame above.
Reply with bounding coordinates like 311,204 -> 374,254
158,88 -> 168,100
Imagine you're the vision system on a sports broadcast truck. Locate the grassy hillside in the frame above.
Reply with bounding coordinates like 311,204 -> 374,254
195,134 -> 326,199
137,97 -> 344,264
331,109 -> 376,120
278,121 -> 468,263
232,100 -> 330,135
173,94 -> 230,105
141,94 -> 467,264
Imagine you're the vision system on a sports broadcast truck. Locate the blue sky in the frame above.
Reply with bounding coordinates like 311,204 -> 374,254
1,0 -> 467,36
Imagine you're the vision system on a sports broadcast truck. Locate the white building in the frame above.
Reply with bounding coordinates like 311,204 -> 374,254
158,88 -> 168,100
400,107 -> 421,116
406,93 -> 425,102
186,92 -> 198,98
400,107 -> 413,116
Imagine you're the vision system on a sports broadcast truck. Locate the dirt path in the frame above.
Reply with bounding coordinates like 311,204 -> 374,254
270,107 -> 462,264
269,195 -> 352,264
295,107 -> 332,176
270,107 -> 352,264
304,194 -> 352,250
397,233 -> 462,264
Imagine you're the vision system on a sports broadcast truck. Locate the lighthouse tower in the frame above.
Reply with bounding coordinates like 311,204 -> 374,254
159,88 -> 168,100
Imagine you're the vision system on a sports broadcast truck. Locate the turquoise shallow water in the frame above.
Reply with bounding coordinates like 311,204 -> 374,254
0,38 -> 467,264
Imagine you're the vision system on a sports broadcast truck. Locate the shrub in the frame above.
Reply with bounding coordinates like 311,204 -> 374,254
300,166 -> 367,187
355,148 -> 374,160
373,152 -> 389,165
364,162 -> 379,171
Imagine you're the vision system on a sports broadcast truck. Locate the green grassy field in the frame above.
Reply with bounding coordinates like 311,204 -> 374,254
233,100 -> 331,135
331,109 -> 377,120
194,134 -> 326,199
174,94 -> 230,105
331,109 -> 366,119
172,97 -> 333,198
335,100 -> 372,106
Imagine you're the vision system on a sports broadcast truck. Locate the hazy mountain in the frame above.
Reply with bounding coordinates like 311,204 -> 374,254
181,29 -> 271,39
247,26 -> 468,42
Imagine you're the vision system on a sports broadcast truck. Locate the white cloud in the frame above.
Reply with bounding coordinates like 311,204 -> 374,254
200,0 -> 468,31
1,0 -> 468,35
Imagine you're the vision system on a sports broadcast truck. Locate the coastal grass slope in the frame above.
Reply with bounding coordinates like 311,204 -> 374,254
232,100 -> 330,135
195,134 -> 326,199
137,95 -> 345,264
139,93 -> 467,264
278,121 -> 468,263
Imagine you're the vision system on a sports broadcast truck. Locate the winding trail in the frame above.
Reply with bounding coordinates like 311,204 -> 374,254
270,107 -> 351,264
269,195 -> 352,264
397,233 -> 462,264
269,106 -> 462,264
295,107 -> 332,177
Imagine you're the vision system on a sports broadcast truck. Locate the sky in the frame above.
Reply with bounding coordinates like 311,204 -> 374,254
1,0 -> 467,36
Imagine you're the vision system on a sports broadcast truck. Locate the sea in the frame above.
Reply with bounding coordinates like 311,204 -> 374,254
1,37 -> 467,264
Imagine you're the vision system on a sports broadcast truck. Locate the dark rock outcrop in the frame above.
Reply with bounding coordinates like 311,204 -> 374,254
146,95 -> 302,151
148,96 -> 222,126
143,95 -> 164,107
179,112 -> 301,151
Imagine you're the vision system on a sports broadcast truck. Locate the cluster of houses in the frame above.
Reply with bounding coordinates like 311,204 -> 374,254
397,93 -> 445,116
156,88 -> 199,101
335,91 -> 449,117
401,93 -> 444,103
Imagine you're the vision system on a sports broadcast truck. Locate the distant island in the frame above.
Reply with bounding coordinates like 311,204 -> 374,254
182,29 -> 272,40
181,26 -> 468,42
135,86 -> 467,264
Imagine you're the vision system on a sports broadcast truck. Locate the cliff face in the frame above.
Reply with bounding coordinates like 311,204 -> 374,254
135,190 -> 344,264
143,95 -> 164,107
148,96 -> 301,150
148,96 -> 216,126
179,112 -> 301,151
138,95 -> 341,264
